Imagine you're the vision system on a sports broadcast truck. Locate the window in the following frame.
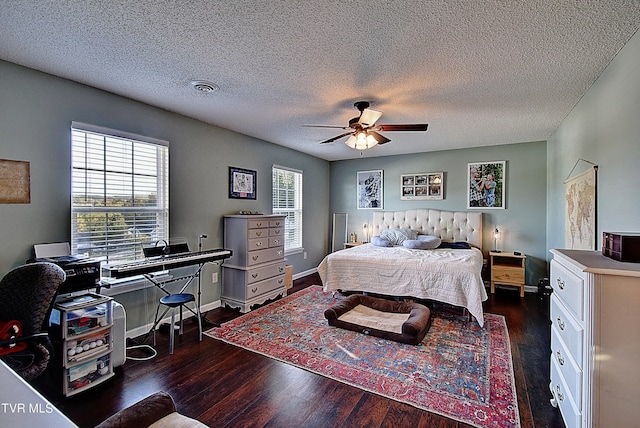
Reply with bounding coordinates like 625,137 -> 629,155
71,122 -> 169,265
272,165 -> 303,253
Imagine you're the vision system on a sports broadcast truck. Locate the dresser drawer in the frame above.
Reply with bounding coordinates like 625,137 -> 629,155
269,226 -> 283,237
248,228 -> 268,239
246,262 -> 286,284
248,218 -> 269,229
269,236 -> 284,247
550,295 -> 583,365
550,358 -> 582,428
551,326 -> 582,407
248,237 -> 269,250
551,260 -> 584,321
269,219 -> 284,228
246,247 -> 284,266
246,275 -> 286,299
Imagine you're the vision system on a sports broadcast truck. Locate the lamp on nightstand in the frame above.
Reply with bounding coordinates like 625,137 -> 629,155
362,223 -> 368,243
493,227 -> 501,253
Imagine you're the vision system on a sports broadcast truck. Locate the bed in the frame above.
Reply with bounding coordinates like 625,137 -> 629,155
318,209 -> 487,326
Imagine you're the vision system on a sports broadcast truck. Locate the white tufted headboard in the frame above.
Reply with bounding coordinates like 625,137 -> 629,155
371,209 -> 483,249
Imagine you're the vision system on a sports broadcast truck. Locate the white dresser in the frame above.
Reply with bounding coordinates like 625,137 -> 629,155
549,249 -> 640,428
222,215 -> 287,312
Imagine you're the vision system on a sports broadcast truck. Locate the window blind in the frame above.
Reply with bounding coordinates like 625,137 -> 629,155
71,123 -> 169,264
272,165 -> 303,253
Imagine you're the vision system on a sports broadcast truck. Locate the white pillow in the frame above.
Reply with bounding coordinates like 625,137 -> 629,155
379,228 -> 418,245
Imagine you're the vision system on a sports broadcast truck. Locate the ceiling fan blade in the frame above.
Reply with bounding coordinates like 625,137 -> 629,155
358,108 -> 383,128
302,124 -> 350,129
319,131 -> 353,144
376,124 -> 428,132
369,131 -> 391,145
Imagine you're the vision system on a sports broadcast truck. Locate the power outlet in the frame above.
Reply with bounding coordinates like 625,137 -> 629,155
303,252 -> 307,260
212,272 -> 219,283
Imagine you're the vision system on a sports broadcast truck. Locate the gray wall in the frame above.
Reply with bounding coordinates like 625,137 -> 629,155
0,60 -> 330,331
330,141 -> 548,285
547,28 -> 640,254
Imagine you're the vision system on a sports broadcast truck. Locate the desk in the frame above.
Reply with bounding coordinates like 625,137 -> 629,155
0,360 -> 77,427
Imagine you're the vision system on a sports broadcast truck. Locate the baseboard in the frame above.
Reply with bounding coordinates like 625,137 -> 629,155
125,299 -> 222,339
293,267 -> 317,280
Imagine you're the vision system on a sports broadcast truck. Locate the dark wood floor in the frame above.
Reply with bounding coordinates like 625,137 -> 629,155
34,273 -> 565,428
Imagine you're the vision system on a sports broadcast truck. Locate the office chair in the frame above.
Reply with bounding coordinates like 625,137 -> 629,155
0,262 -> 66,381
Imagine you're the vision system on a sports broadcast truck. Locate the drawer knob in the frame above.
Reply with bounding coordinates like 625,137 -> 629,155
556,278 -> 565,290
556,317 -> 565,331
275,221 -> 280,226
277,250 -> 283,256
555,385 -> 564,402
255,242 -> 262,247
256,222 -> 262,227
273,240 -> 280,245
252,255 -> 259,261
256,231 -> 262,236
274,230 -> 281,235
556,351 -> 565,366
278,267 -> 284,272
252,273 -> 258,279
278,279 -> 283,284
251,287 -> 258,294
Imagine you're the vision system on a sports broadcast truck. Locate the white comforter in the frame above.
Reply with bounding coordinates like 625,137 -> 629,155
318,243 -> 488,326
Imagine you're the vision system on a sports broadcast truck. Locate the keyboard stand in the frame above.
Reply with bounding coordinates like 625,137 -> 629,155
144,260 -> 221,343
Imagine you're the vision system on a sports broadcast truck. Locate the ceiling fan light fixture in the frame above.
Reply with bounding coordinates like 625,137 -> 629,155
190,80 -> 219,93
345,131 -> 378,150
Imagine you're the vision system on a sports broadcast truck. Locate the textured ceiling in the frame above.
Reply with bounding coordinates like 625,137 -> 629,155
1,1 -> 639,161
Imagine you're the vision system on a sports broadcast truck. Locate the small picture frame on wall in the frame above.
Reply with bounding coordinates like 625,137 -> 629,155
229,166 -> 257,199
401,172 -> 443,200
357,170 -> 383,209
467,161 -> 506,209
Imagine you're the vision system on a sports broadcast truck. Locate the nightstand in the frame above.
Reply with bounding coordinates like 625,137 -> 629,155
490,251 -> 526,297
343,242 -> 363,249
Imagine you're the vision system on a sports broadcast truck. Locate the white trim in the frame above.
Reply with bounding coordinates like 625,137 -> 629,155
125,299 -> 222,339
71,121 -> 169,147
273,164 -> 303,174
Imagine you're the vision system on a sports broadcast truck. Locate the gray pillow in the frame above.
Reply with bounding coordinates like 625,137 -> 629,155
403,235 -> 442,250
379,228 -> 418,245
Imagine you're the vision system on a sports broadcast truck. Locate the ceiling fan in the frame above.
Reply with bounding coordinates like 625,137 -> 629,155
304,101 -> 428,150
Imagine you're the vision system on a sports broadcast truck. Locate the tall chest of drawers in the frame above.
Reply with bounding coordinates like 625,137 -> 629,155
222,215 -> 287,312
549,249 -> 640,428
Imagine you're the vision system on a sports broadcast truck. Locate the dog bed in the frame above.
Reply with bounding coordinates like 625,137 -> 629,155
324,294 -> 431,345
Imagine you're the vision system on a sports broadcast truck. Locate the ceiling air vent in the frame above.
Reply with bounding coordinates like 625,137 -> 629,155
190,80 -> 219,93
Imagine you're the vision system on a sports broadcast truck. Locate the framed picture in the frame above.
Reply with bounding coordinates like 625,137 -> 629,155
401,172 -> 443,200
229,166 -> 257,199
0,159 -> 30,204
467,161 -> 506,209
357,170 -> 383,209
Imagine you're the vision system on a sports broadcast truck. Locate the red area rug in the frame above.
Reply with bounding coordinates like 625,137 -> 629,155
205,286 -> 520,428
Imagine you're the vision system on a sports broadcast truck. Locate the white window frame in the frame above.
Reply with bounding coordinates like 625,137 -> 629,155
272,165 -> 303,254
70,122 -> 169,268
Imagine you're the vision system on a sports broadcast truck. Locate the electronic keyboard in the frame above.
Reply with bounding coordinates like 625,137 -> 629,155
101,249 -> 231,279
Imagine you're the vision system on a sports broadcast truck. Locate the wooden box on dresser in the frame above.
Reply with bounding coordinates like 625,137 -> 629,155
222,215 -> 287,313
549,249 -> 640,428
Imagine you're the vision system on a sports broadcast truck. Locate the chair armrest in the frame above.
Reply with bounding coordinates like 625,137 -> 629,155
95,391 -> 177,428
0,332 -> 48,348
